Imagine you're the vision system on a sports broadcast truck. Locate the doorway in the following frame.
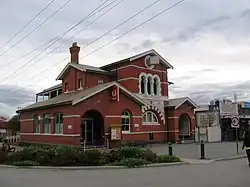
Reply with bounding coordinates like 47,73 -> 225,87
179,113 -> 191,140
81,110 -> 104,146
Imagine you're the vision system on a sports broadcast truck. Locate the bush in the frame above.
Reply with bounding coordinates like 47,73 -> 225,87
119,147 -> 145,159
120,158 -> 150,168
0,151 -> 8,164
156,155 -> 181,163
141,149 -> 157,162
83,149 -> 102,166
11,160 -> 38,166
101,149 -> 121,163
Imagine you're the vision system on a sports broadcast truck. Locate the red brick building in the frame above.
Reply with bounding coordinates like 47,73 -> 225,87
19,42 -> 198,147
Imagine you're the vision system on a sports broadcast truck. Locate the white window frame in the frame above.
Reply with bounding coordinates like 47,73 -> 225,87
121,110 -> 130,133
139,73 -> 161,96
54,113 -> 63,134
142,111 -> 159,125
43,114 -> 51,134
34,115 -> 40,133
77,78 -> 82,89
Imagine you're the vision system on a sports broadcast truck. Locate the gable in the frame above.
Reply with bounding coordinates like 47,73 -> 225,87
165,97 -> 198,109
101,49 -> 174,71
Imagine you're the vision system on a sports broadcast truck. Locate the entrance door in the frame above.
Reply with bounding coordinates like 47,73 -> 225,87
85,118 -> 94,144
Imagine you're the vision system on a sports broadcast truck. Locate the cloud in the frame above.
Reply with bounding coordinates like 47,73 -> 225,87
1,0 -> 250,115
0,85 -> 36,116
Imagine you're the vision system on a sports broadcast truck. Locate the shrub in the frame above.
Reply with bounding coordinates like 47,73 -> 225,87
0,151 -> 8,164
11,160 -> 38,166
156,155 -> 181,163
83,149 -> 102,166
101,149 -> 121,163
120,158 -> 150,168
119,147 -> 145,159
141,149 -> 157,162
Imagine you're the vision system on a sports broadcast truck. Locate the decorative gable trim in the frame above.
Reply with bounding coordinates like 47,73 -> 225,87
72,82 -> 148,106
129,49 -> 174,69
175,98 -> 198,109
56,63 -> 86,80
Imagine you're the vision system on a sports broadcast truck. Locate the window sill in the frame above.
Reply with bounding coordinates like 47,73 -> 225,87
142,122 -> 160,125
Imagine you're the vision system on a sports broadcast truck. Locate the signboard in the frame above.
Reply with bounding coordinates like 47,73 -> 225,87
110,124 -> 121,140
111,85 -> 119,102
196,111 -> 220,127
219,100 -> 238,116
231,116 -> 239,128
240,101 -> 250,109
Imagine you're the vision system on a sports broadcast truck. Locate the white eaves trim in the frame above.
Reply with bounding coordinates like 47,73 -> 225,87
72,82 -> 148,106
56,63 -> 86,80
129,49 -> 174,69
175,98 -> 199,109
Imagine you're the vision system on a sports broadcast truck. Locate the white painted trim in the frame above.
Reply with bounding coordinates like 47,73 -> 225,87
175,97 -> 199,109
118,77 -> 139,82
63,115 -> 80,118
105,115 -> 142,118
20,119 -> 33,122
72,82 -> 148,106
142,122 -> 160,126
110,64 -> 168,73
129,49 -> 174,69
20,133 -> 81,137
122,130 -> 179,135
56,63 -> 86,80
167,117 -> 178,119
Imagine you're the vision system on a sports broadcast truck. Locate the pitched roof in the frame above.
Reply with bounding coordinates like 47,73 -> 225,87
20,82 -> 147,111
37,83 -> 62,95
56,63 -> 113,80
165,97 -> 198,109
101,49 -> 174,69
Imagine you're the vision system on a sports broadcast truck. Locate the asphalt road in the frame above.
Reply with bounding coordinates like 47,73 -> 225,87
0,159 -> 249,187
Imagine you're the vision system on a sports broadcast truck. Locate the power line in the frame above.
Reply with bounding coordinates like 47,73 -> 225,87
3,0 -> 160,81
0,0 -> 113,82
0,0 -> 56,52
3,0 -> 185,96
0,0 -> 113,69
80,0 -> 185,60
14,0 -> 125,70
0,0 -> 73,57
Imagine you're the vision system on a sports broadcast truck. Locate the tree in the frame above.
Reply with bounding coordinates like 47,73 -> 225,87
8,114 -> 20,133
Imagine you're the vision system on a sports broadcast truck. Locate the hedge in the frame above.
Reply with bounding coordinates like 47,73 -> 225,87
0,146 -> 181,168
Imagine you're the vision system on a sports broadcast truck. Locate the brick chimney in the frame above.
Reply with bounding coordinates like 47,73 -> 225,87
69,42 -> 80,64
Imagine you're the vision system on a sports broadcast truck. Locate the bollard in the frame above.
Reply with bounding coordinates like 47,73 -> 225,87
168,142 -> 173,156
200,140 -> 205,159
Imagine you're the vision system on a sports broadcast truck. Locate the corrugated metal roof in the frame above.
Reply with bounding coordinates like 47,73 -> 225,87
21,82 -> 115,111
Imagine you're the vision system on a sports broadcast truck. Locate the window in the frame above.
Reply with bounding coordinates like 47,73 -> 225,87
78,79 -> 82,89
54,113 -> 63,134
98,79 -> 104,84
143,111 -> 158,124
43,114 -> 51,134
65,82 -> 68,92
34,115 -> 40,133
121,110 -> 130,132
139,73 -> 161,96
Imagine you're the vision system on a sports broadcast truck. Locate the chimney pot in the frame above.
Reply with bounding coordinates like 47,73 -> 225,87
69,42 -> 80,64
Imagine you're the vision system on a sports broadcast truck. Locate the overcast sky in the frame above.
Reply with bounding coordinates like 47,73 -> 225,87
0,0 -> 250,117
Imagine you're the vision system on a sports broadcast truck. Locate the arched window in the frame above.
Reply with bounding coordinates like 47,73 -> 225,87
121,110 -> 130,132
147,76 -> 152,95
139,73 -> 161,96
143,111 -> 158,124
141,76 -> 145,94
